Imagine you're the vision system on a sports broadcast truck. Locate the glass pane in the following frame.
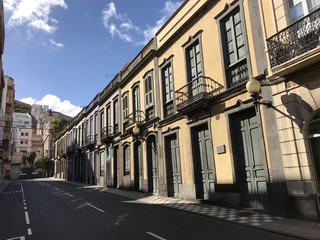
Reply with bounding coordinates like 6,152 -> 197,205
225,19 -> 231,30
234,12 -> 241,24
235,23 -> 242,36
236,35 -> 244,47
229,52 -> 235,64
290,2 -> 304,21
228,42 -> 234,53
238,46 -> 245,59
307,0 -> 320,11
226,30 -> 233,42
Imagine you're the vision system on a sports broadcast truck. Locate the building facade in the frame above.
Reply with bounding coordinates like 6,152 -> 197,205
54,0 -> 320,221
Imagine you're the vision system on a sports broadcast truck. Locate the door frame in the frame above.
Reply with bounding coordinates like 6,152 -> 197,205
225,103 -> 269,185
227,106 -> 270,208
162,127 -> 182,197
188,118 -> 216,199
146,134 -> 159,193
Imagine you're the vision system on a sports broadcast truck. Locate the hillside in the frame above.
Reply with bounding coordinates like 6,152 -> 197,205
14,100 -> 32,114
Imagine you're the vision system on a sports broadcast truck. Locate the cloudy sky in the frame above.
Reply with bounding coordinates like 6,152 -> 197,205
3,0 -> 182,117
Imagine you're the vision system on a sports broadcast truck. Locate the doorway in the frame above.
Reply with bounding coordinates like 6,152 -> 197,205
191,124 -> 215,200
134,141 -> 143,191
147,135 -> 158,193
165,134 -> 181,197
230,108 -> 269,209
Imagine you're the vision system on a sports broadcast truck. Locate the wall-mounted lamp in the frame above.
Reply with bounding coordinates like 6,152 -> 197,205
132,124 -> 140,136
57,156 -> 60,160
96,140 -> 102,147
246,76 -> 272,109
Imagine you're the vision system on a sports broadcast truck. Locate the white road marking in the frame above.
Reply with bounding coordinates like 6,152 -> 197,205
65,192 -> 74,197
25,211 -> 30,224
7,236 -> 25,240
86,202 -> 105,213
54,187 -> 59,190
69,197 -> 83,203
146,232 -> 167,240
24,207 -> 27,210
27,228 -> 32,235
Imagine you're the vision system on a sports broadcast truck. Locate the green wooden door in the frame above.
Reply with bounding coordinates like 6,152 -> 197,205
231,108 -> 269,209
147,136 -> 158,193
134,141 -> 143,191
192,124 -> 215,200
165,134 -> 181,197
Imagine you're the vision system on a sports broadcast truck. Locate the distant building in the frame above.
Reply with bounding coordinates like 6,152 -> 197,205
11,112 -> 32,179
2,76 -> 15,179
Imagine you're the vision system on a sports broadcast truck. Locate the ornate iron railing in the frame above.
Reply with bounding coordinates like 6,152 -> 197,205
123,110 -> 145,129
267,8 -> 320,68
101,126 -> 114,139
175,76 -> 224,110
84,135 -> 94,146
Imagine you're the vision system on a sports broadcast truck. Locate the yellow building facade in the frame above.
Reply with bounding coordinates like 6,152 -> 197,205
54,0 -> 320,221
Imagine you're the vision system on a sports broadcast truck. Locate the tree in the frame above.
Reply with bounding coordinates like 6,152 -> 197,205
49,117 -> 70,141
27,152 -> 36,168
35,157 -> 54,177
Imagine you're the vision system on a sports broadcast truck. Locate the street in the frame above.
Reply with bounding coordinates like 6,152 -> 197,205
0,179 -> 303,240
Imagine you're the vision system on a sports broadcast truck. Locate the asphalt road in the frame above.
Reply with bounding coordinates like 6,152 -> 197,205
0,179 -> 303,240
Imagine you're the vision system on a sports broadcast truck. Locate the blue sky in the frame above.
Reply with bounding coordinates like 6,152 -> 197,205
3,0 -> 182,117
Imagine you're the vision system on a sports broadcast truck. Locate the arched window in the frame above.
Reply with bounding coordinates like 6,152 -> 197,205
123,144 -> 131,175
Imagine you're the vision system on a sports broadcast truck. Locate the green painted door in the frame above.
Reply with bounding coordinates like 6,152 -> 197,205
166,134 -> 181,197
231,108 -> 269,209
134,141 -> 143,191
147,136 -> 158,193
192,124 -> 215,200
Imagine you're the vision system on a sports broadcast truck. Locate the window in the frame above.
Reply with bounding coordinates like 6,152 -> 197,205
114,99 -> 119,133
100,110 -> 105,137
100,151 -> 105,176
21,133 -> 24,136
94,114 -> 98,141
288,0 -> 320,22
123,93 -> 129,128
144,75 -> 154,120
20,141 -> 23,144
162,63 -> 174,117
25,141 -> 28,144
25,133 -> 28,136
185,39 -> 204,98
132,86 -> 140,122
107,105 -> 111,135
221,7 -> 248,88
123,144 -> 130,175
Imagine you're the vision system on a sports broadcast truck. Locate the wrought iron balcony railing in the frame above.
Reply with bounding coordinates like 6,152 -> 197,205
175,76 -> 224,110
267,8 -> 320,68
101,126 -> 114,140
123,110 -> 145,129
84,135 -> 94,146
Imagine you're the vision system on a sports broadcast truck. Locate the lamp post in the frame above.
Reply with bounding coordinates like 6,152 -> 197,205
246,76 -> 272,109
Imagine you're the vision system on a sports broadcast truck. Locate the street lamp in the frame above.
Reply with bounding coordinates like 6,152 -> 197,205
246,76 -> 272,108
132,124 -> 140,135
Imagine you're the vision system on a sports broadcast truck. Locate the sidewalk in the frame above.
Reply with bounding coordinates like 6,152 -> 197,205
2,178 -> 320,239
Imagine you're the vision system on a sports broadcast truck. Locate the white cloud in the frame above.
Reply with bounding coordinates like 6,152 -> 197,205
4,0 -> 67,34
19,97 -> 36,105
20,94 -> 82,117
49,39 -> 64,48
101,1 -> 182,45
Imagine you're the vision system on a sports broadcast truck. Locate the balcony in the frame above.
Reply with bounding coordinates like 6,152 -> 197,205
175,76 -> 224,112
267,8 -> 320,74
123,110 -> 145,130
101,126 -> 114,144
83,135 -> 95,150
